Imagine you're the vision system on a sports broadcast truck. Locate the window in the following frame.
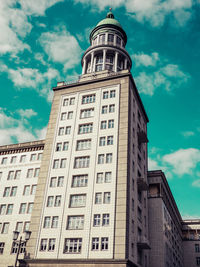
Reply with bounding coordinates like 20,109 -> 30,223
10,156 -> 17,164
104,192 -> 111,204
63,142 -> 69,151
105,172 -> 112,183
37,153 -> 42,160
106,153 -> 112,163
2,223 -> 9,234
108,34 -> 114,42
57,176 -> 64,187
107,136 -> 113,145
110,90 -> 116,98
76,139 -> 91,150
99,137 -> 106,146
80,108 -> 94,119
48,239 -> 56,251
8,171 -> 14,180
93,214 -> 101,226
70,97 -> 75,105
60,158 -> 67,168
67,111 -> 73,119
56,142 -> 62,151
61,112 -> 67,120
103,91 -> 109,99
58,127 -> 64,135
65,126 -> 71,135
78,123 -> 93,134
72,175 -> 88,187
27,203 -> 33,213
15,170 -> 21,179
30,154 -> 36,161
34,168 -> 40,177
74,156 -> 90,168
50,177 -> 56,187
100,121 -> 107,129
69,194 -> 86,208
54,195 -> 61,207
0,205 -> 6,215
40,239 -> 47,251
92,238 -> 99,250
19,203 -> 27,214
43,217 -> 51,228
1,157 -> 7,164
63,98 -> 69,106
3,187 -> 10,197
64,238 -> 82,253
96,173 -> 103,184
82,94 -> 95,104
0,172 -> 2,180
53,159 -> 59,169
31,185 -> 37,195
23,185 -> 30,196
101,106 -> 108,114
16,222 -> 23,232
197,257 -> 200,266
101,237 -> 109,250
47,196 -> 54,207
98,154 -> 104,164
108,119 -> 114,128
116,36 -> 121,45
67,216 -> 84,230
109,104 -> 115,113
6,204 -> 13,214
11,186 -> 17,196
102,214 -> 110,226
195,244 -> 200,252
52,216 -> 59,228
0,243 -> 5,254
20,155 -> 26,163
99,34 -> 105,44
95,193 -> 102,204
24,221 -> 30,232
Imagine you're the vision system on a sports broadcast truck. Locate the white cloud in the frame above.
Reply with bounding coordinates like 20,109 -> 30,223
0,65 -> 59,101
192,179 -> 200,188
163,148 -> 200,176
133,52 -> 189,95
39,26 -> 82,71
75,0 -> 193,27
182,213 -> 200,220
0,109 -> 43,145
35,126 -> 47,140
181,131 -> 195,137
17,109 -> 37,118
148,158 -> 160,170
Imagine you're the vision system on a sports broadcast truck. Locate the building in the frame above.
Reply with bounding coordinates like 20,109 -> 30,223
0,10 -> 199,267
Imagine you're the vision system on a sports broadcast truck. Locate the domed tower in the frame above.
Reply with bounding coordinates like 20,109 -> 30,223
81,9 -> 132,74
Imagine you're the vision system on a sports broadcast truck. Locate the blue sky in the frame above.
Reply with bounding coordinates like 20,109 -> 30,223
0,0 -> 200,218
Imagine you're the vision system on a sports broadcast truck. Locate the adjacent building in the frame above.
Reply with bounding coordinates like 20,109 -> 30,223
0,10 -> 199,267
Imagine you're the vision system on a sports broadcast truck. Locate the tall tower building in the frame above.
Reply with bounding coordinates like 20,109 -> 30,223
24,11 -> 149,267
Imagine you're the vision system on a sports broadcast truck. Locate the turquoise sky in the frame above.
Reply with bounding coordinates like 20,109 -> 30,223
0,0 -> 200,218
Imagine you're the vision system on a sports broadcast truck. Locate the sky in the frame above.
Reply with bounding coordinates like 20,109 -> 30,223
0,0 -> 200,219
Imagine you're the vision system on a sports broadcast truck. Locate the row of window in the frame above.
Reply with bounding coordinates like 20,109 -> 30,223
0,203 -> 33,215
0,153 -> 42,165
5,167 -> 40,181
3,184 -> 36,198
63,97 -> 75,106
40,237 -> 109,253
93,33 -> 123,47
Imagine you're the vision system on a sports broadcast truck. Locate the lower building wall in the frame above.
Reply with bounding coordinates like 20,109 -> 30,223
183,240 -> 200,267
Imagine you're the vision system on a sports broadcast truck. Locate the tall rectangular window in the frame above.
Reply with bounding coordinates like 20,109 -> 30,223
95,193 -> 102,204
6,204 -> 13,214
74,156 -> 90,168
101,106 -> 108,114
15,170 -> 21,179
195,244 -> 200,253
48,239 -> 56,251
105,172 -> 112,183
109,104 -> 115,113
40,239 -> 47,251
1,157 -> 7,165
31,185 -> 37,195
27,169 -> 33,178
30,154 -> 36,161
58,127 -> 64,135
101,237 -> 109,250
24,221 -> 30,232
104,192 -> 111,204
96,173 -> 103,184
65,126 -> 71,135
98,154 -> 104,164
60,158 -> 67,168
107,136 -> 113,145
27,203 -> 33,213
43,217 -> 51,228
20,155 -> 26,163
0,205 -> 6,215
52,216 -> 59,228
108,119 -> 114,128
8,171 -> 14,180
3,187 -> 10,197
53,159 -> 59,169
93,214 -> 101,226
67,216 -> 84,230
54,195 -> 61,207
50,177 -> 56,187
72,175 -> 88,187
47,196 -> 54,207
19,203 -> 27,214
57,176 -> 64,187
34,168 -> 40,177
23,185 -> 30,196
78,123 -> 93,134
67,111 -> 73,119
69,194 -> 86,208
110,90 -> 116,98
15,222 -> 23,232
197,257 -> 200,266
70,97 -> 75,105
56,143 -> 62,151
64,238 -> 82,253
91,238 -> 99,250
63,142 -> 69,151
102,214 -> 110,226
99,137 -> 106,146
0,243 -> 5,254
10,156 -> 17,164
61,112 -> 67,120
103,91 -> 109,99
82,94 -> 95,104
63,98 -> 69,106
10,186 -> 17,196
106,153 -> 112,163
100,121 -> 107,129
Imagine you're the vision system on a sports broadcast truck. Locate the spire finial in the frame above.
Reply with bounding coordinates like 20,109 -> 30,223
106,8 -> 114,19
109,7 -> 112,12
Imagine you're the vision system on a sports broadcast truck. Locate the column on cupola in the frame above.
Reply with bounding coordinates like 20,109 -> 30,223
93,56 -> 97,72
102,49 -> 107,71
114,51 -> 119,72
124,58 -> 127,70
90,52 -> 94,73
82,58 -> 86,74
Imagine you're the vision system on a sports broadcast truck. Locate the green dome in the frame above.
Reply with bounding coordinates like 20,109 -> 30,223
96,11 -> 122,29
